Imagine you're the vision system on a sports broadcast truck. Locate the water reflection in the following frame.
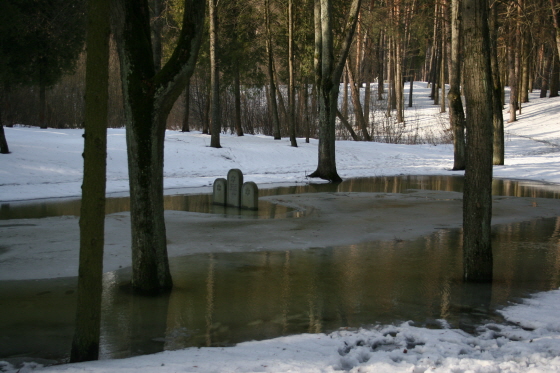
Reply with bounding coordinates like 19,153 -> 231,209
3,176 -> 560,220
2,216 -> 560,361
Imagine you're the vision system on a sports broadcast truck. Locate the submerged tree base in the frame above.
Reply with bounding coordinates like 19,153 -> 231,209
308,169 -> 343,183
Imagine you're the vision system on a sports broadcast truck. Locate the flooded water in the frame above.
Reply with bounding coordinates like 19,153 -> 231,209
1,176 -> 560,363
2,175 -> 560,220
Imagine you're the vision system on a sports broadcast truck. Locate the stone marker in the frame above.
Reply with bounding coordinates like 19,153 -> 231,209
241,182 -> 259,210
227,168 -> 243,207
213,178 -> 227,205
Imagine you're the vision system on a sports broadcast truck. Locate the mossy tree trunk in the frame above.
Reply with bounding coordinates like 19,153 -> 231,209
113,0 -> 205,294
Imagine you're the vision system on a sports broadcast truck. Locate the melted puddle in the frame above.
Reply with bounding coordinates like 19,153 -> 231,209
1,176 -> 560,363
2,175 -> 560,220
1,217 -> 560,361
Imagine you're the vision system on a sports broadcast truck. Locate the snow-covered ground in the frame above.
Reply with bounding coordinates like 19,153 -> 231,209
2,83 -> 560,372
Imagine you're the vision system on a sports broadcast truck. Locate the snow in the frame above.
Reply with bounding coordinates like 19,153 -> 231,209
2,83 -> 560,372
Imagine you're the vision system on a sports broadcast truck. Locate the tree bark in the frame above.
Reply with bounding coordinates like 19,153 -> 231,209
152,0 -> 163,72
288,0 -> 297,147
113,0 -> 205,294
39,80 -> 47,129
346,58 -> 371,141
540,45 -> 552,98
182,81 -> 190,132
462,0 -> 494,282
507,12 -> 518,122
336,109 -> 360,141
448,0 -> 466,171
265,0 -> 281,140
551,0 -> 560,59
209,0 -> 221,148
234,66 -> 243,136
309,0 -> 362,182
489,1 -> 504,165
70,0 -> 110,361
0,106 -> 9,153
551,52 -> 560,97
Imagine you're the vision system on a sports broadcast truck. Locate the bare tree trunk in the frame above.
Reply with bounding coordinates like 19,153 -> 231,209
347,58 -> 371,141
462,0 -> 494,283
448,0 -> 465,171
0,90 -> 9,153
429,1 -> 440,101
507,12 -> 518,122
234,66 -> 243,136
551,0 -> 560,59
152,0 -> 163,72
182,81 -> 190,132
309,0 -> 361,182
551,51 -> 560,97
342,69 -> 349,117
336,109 -> 360,141
209,0 -> 221,148
39,81 -> 47,129
288,0 -> 297,147
490,1 -> 504,165
393,0 -> 405,124
377,33 -> 385,100
0,122 -> 8,154
70,0 -> 110,361
440,0 -> 447,114
265,0 -> 281,139
440,39 -> 446,113
541,45 -> 552,98
112,0 -> 205,293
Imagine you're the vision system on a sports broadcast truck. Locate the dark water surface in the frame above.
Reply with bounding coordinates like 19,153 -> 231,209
1,176 -> 560,363
2,175 -> 560,220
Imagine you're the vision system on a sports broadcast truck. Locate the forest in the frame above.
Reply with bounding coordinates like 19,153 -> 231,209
1,0 -> 559,140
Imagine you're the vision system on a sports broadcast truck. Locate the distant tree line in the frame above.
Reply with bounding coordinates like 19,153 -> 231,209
1,0 -> 559,141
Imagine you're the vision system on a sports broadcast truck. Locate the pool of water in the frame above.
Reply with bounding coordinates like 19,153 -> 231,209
1,176 -> 559,363
2,175 -> 560,220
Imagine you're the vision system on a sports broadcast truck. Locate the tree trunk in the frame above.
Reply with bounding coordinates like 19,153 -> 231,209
113,0 -> 205,294
70,0 -> 110,362
309,0 -> 361,182
152,0 -> 163,72
551,52 -> 560,97
0,104 -> 9,153
395,37 -> 405,122
507,14 -> 518,122
234,66 -> 243,136
448,0 -> 465,171
346,58 -> 371,141
288,0 -> 297,147
342,69 -> 349,117
462,0 -> 494,283
265,0 -> 281,140
429,1 -> 440,101
336,109 -> 360,141
551,0 -> 560,59
408,77 -> 413,107
377,33 -> 385,100
440,37 -> 446,113
489,1 -> 504,165
39,81 -> 47,129
182,80 -> 190,132
209,0 -> 221,148
541,45 -> 552,98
